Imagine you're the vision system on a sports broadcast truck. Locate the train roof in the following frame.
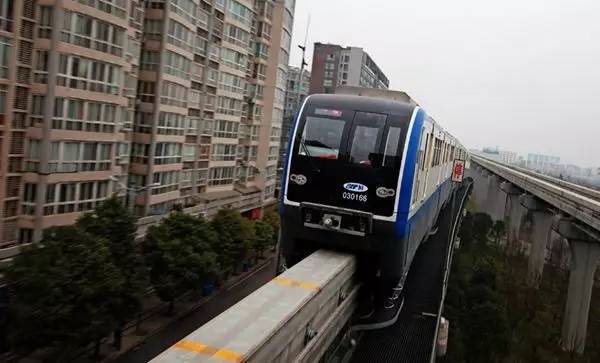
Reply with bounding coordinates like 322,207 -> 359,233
306,94 -> 417,117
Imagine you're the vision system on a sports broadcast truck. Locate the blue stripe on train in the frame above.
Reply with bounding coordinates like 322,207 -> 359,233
395,108 -> 426,237
396,177 -> 452,240
279,110 -> 301,214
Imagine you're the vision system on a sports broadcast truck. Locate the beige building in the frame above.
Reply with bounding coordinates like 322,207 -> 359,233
0,0 -> 295,262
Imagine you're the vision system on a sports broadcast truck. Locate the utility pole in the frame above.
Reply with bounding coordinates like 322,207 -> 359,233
295,15 -> 310,112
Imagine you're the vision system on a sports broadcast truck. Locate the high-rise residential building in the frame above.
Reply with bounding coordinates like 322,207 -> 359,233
526,153 -> 560,171
0,0 -> 294,262
498,150 -> 518,165
309,43 -> 389,94
276,66 -> 309,191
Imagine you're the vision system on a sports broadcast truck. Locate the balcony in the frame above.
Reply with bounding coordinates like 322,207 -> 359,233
213,19 -> 224,38
209,44 -> 220,62
191,63 -> 204,83
206,68 -> 219,87
197,9 -> 209,30
189,89 -> 202,109
204,94 -> 216,111
194,35 -> 207,57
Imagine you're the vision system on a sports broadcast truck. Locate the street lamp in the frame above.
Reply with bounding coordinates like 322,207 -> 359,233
109,176 -> 160,214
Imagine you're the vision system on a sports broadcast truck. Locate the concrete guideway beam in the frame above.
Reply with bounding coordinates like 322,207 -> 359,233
151,250 -> 358,362
554,217 -> 600,354
519,195 -> 553,287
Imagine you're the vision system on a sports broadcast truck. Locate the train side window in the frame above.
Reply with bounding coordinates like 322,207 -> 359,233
382,126 -> 402,167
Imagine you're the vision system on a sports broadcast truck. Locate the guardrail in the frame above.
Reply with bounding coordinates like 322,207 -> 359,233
151,250 -> 358,362
471,155 -> 600,233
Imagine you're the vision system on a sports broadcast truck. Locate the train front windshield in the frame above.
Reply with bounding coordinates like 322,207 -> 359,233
286,106 -> 411,217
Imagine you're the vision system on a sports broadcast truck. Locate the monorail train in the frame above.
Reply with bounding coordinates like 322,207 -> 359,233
279,94 -> 467,318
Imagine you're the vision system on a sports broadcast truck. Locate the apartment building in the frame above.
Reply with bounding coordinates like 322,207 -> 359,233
526,153 -> 560,172
309,43 -> 389,94
0,0 -> 295,260
275,65 -> 309,191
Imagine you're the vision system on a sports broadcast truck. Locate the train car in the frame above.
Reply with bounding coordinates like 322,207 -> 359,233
279,94 -> 467,317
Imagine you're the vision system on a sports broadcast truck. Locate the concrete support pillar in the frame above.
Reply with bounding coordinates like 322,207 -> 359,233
469,167 -> 486,212
500,182 -> 524,252
485,175 -> 505,222
555,218 -> 600,354
519,195 -> 553,287
477,169 -> 491,210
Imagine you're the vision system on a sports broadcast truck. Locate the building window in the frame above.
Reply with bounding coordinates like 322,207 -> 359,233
160,81 -> 187,108
157,112 -> 185,135
154,142 -> 182,165
225,24 -> 250,48
131,143 -> 149,164
140,50 -> 160,71
57,54 -> 121,95
218,72 -> 245,94
220,47 -> 247,71
61,10 -> 125,56
266,166 -> 277,181
216,96 -> 243,116
280,30 -> 291,51
257,22 -> 272,40
37,6 -> 52,38
43,181 -> 109,215
152,171 -> 179,195
76,0 -> 127,19
32,141 -> 114,173
52,97 -> 118,132
209,167 -> 234,186
22,183 -> 37,215
143,18 -> 163,41
0,36 -> 10,79
269,146 -> 279,161
167,19 -> 193,52
211,144 -> 237,161
255,42 -> 269,60
241,145 -> 258,161
33,50 -> 49,84
213,120 -> 239,139
163,50 -> 191,80
137,81 -> 155,103
169,0 -> 197,25
227,0 -> 252,26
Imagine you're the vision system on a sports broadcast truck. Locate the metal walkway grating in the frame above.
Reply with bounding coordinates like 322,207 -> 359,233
351,184 -> 471,363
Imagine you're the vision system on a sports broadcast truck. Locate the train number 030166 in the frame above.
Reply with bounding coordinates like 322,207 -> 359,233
342,192 -> 367,202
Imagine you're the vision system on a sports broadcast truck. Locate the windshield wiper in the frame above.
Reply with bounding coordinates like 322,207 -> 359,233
299,139 -> 321,173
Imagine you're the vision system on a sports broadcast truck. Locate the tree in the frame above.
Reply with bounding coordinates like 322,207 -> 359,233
76,196 -> 148,349
463,300 -> 510,363
211,209 -> 255,273
6,227 -> 123,359
144,212 -> 219,313
471,212 -> 493,244
252,220 -> 274,260
458,212 -> 475,248
490,220 -> 506,247
262,210 -> 280,246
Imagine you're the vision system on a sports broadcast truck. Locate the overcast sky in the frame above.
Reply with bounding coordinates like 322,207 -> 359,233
289,0 -> 600,167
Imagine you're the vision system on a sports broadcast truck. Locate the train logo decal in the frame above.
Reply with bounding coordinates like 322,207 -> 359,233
290,174 -> 307,185
343,182 -> 368,193
376,187 -> 396,198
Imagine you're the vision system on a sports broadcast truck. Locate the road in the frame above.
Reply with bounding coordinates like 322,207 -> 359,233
113,259 -> 275,363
